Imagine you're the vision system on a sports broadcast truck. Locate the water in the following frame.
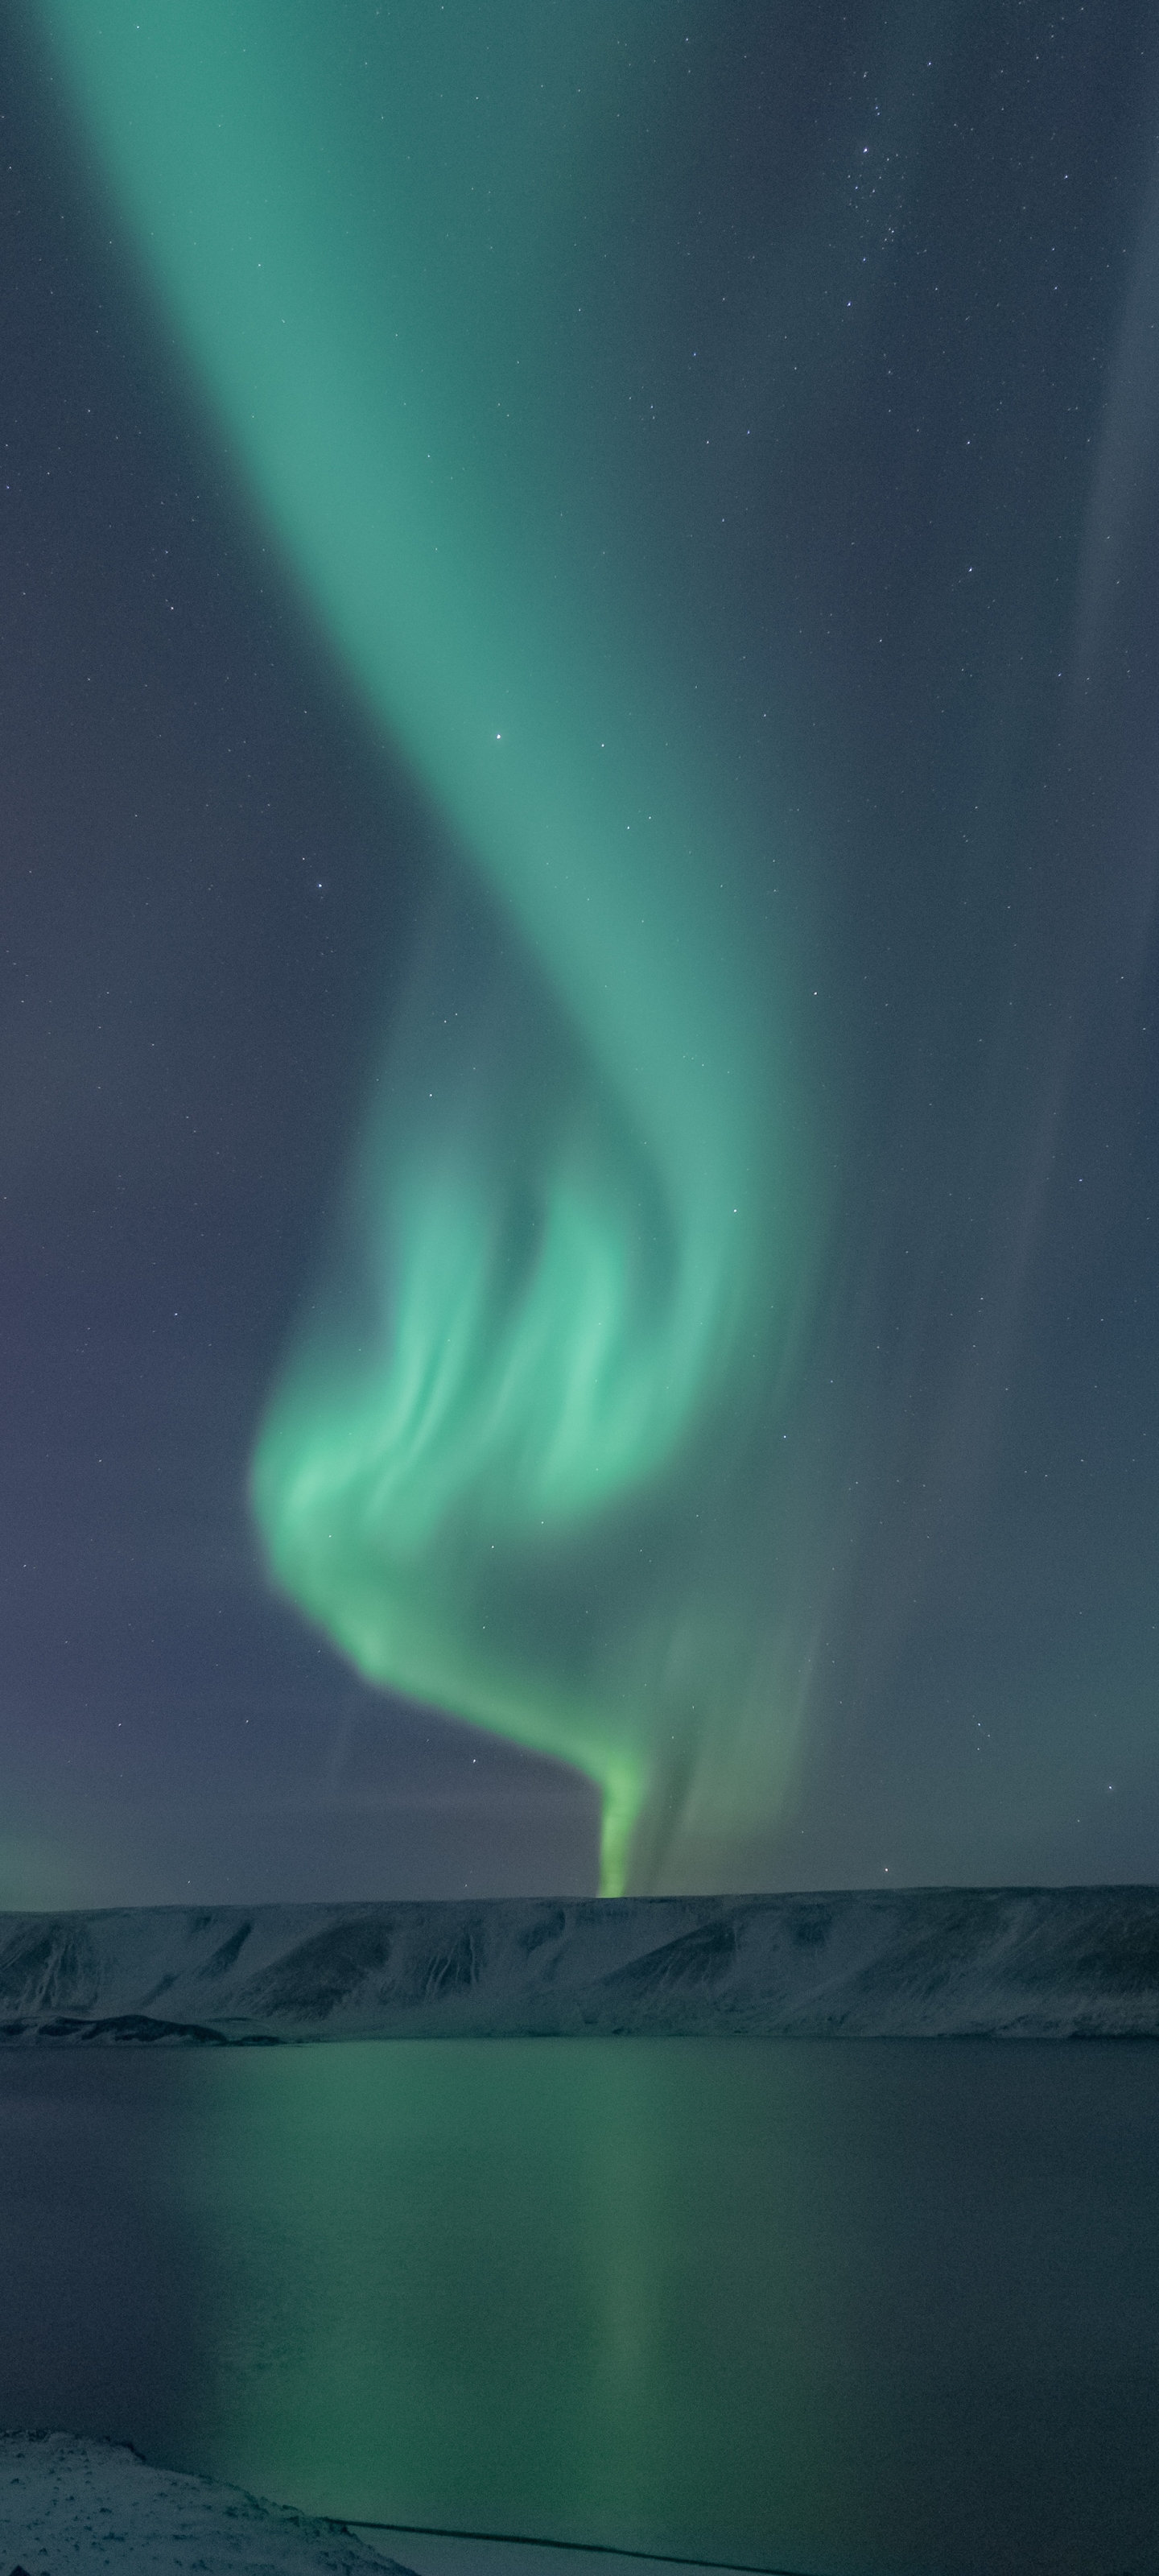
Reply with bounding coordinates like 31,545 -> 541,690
1,2039 -> 1157,2576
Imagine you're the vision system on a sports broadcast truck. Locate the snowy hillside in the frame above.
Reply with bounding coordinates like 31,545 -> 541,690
1,1886 -> 1157,2043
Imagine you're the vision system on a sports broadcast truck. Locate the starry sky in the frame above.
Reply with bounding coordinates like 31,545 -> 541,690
4,1 -> 1159,1906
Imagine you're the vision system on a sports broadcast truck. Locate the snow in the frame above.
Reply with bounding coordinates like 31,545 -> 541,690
1,1885 -> 1157,2042
0,2431 -> 415,2574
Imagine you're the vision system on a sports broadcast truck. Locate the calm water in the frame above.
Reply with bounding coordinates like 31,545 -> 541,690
1,2039 -> 1157,2575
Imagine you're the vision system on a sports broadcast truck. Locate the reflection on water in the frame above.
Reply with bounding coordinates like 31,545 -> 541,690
2,2039 -> 1158,2574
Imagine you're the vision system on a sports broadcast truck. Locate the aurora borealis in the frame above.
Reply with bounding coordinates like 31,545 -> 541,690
38,0 -> 822,1891
6,3 -> 1159,1901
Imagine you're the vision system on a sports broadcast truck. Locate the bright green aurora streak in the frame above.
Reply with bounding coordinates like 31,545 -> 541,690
43,3 -> 821,1891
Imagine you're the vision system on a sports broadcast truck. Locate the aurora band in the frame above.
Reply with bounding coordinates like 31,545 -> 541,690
43,2 -> 819,1889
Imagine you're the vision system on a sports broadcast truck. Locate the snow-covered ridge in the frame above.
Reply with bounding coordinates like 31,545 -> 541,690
1,1887 -> 1157,2043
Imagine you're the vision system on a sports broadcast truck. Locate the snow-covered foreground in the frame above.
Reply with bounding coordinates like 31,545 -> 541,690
0,2432 -> 415,2574
1,1887 -> 1157,2042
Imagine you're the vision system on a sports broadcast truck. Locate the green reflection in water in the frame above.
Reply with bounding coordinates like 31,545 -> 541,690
171,2040 -> 838,2563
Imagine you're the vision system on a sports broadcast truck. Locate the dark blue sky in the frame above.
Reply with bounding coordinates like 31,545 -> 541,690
4,2 -> 1159,1903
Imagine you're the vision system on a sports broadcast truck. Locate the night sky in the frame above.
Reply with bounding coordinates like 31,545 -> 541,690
4,2 -> 1159,1906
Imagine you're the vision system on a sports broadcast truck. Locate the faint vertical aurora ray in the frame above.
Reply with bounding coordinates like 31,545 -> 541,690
43,1 -> 821,1890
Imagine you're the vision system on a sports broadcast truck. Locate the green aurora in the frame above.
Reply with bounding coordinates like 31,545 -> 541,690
43,3 -> 822,1890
